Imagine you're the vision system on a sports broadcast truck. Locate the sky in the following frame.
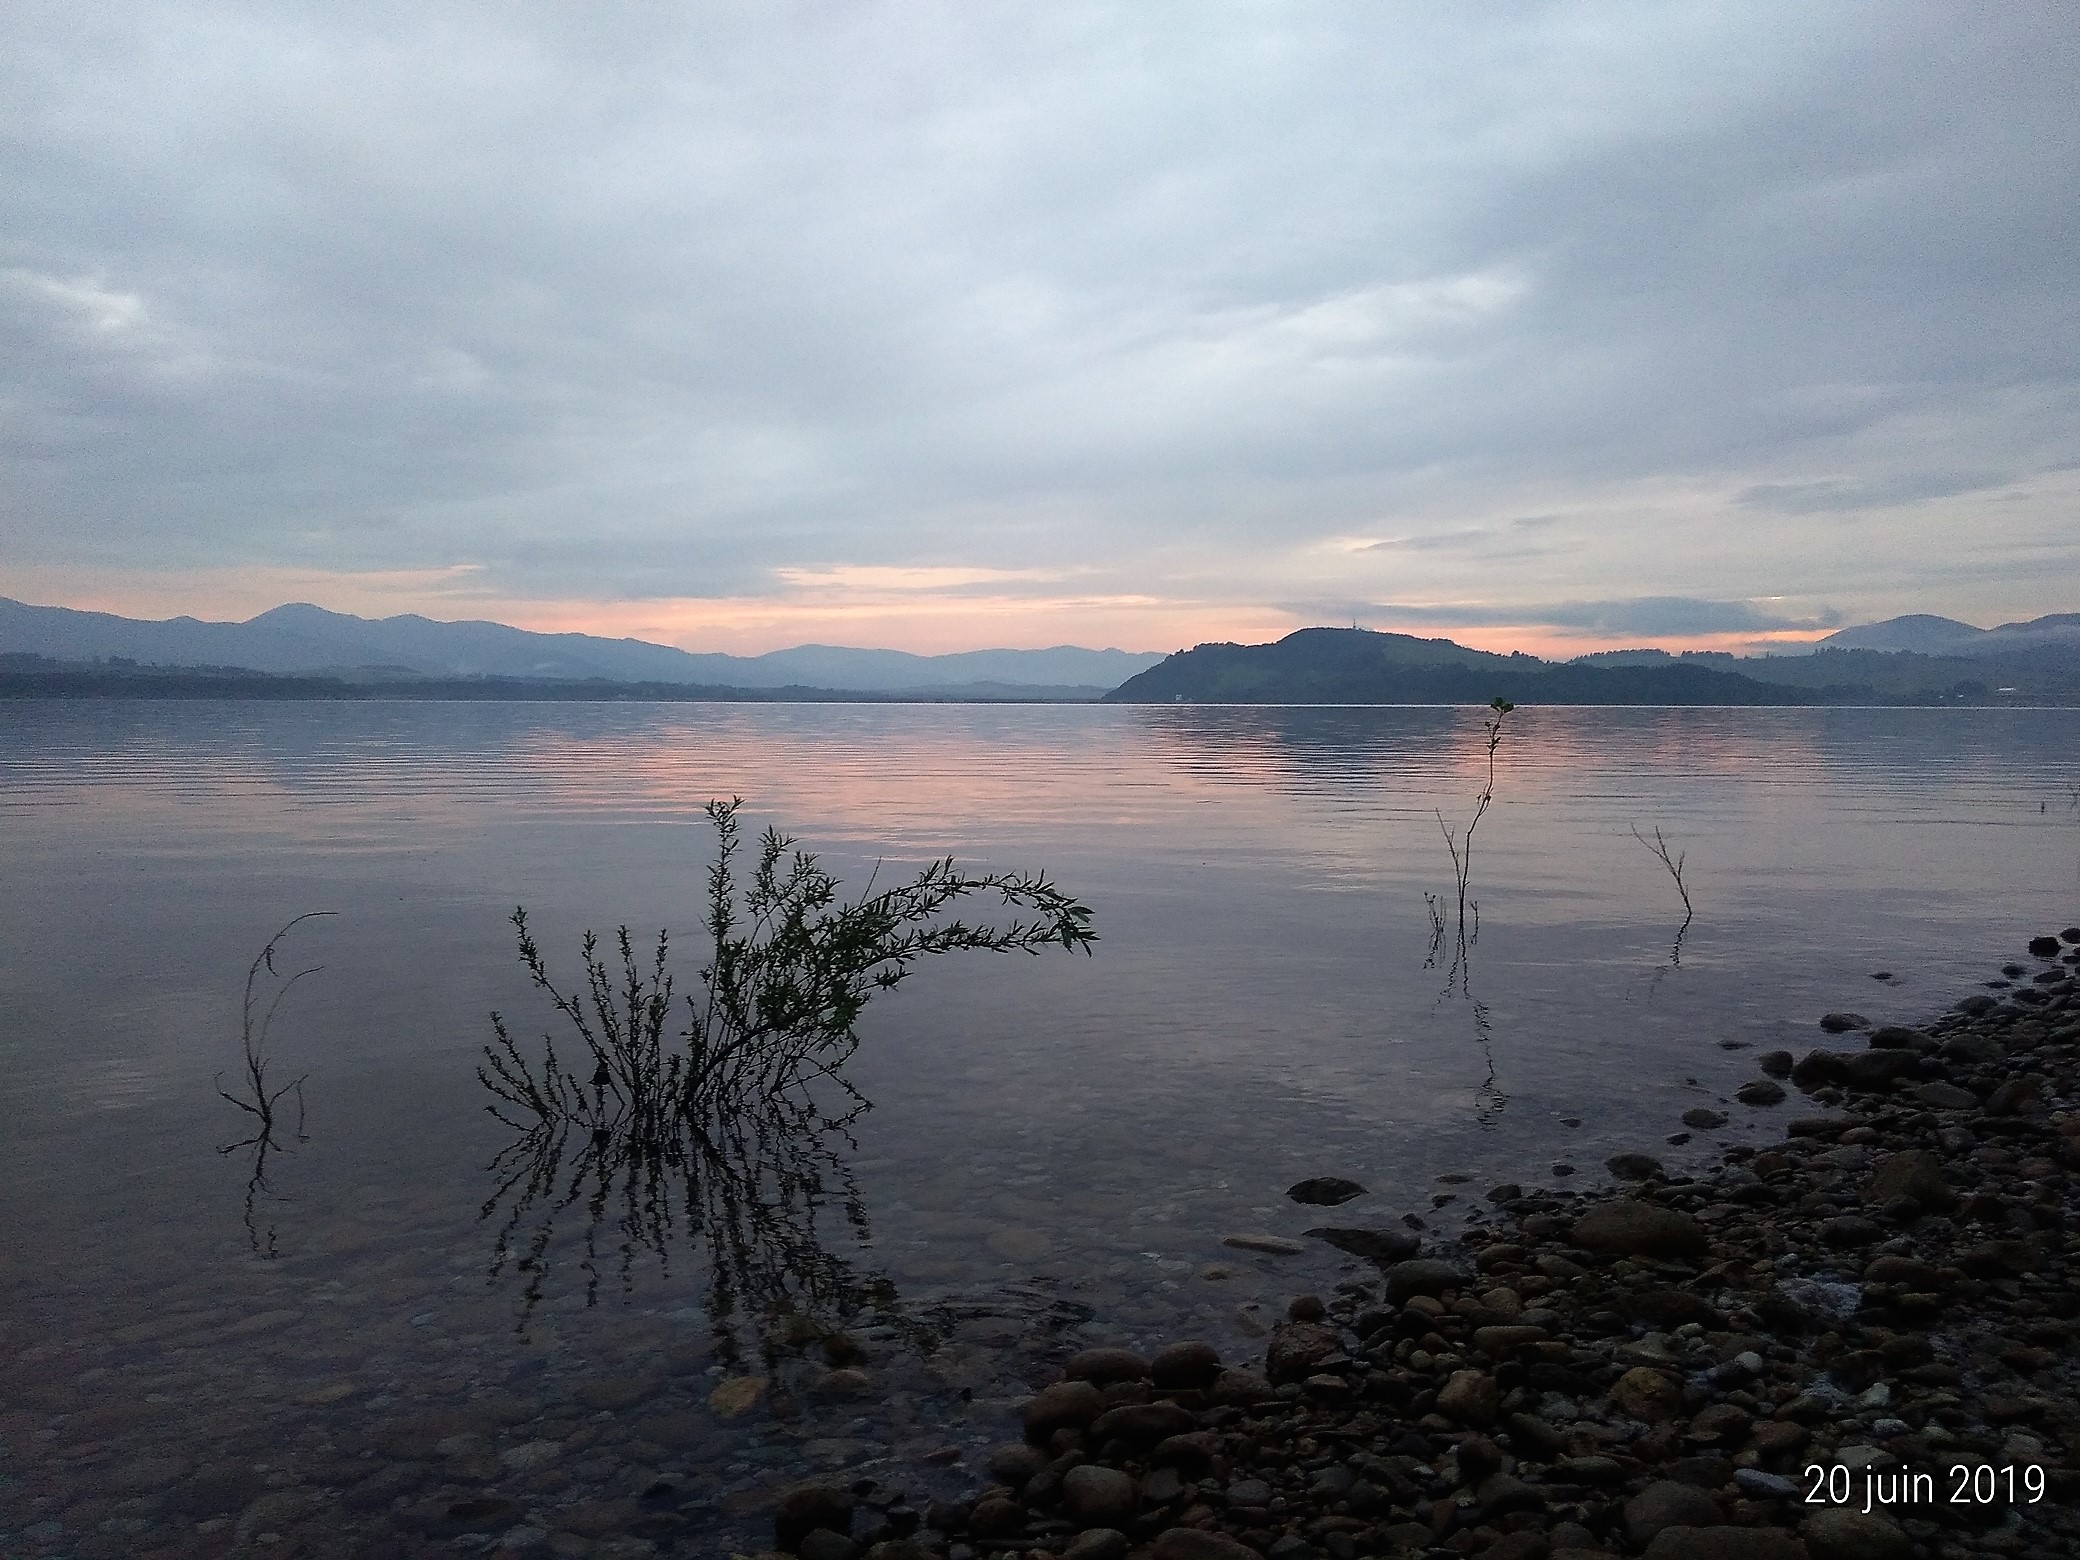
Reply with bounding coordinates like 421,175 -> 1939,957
2,2 -> 2076,658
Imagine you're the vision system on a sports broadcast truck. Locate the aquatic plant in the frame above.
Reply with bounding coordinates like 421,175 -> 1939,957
1630,822 -> 1695,973
216,911 -> 336,1255
1630,823 -> 1693,923
482,798 -> 1097,1132
1434,697 -> 1513,942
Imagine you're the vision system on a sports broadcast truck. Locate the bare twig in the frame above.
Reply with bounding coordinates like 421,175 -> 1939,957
1434,698 -> 1513,945
1630,824 -> 1694,922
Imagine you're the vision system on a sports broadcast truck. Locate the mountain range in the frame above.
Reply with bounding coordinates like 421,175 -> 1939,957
5,598 -> 2078,704
1814,612 -> 2080,655
0,598 -> 1164,696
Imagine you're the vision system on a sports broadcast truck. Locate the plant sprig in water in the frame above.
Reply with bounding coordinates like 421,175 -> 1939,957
481,798 -> 1097,1130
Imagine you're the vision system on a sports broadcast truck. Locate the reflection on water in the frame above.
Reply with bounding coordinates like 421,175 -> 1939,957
214,912 -> 335,1257
480,1083 -> 904,1365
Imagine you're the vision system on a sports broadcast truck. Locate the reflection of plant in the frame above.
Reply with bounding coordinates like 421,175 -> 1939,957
483,799 -> 1096,1131
216,912 -> 335,1256
1434,698 -> 1513,945
482,1085 -> 913,1362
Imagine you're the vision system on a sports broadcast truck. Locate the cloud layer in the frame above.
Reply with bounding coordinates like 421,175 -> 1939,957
3,2 -> 2076,651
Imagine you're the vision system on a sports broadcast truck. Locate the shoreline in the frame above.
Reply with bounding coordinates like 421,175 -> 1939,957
770,930 -> 2080,1560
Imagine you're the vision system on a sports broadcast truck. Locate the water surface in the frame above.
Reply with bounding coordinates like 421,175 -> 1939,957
3,701 -> 2076,1552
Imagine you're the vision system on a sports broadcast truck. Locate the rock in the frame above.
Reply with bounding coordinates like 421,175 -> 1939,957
1481,1535 -> 1550,1560
1738,1078 -> 1788,1106
1911,1081 -> 1978,1109
1063,1347 -> 1150,1385
776,1483 -> 854,1550
1472,1324 -> 1549,1357
1435,1368 -> 1500,1427
1759,1049 -> 1795,1076
1609,1366 -> 1682,1421
986,1443 -> 1048,1485
1204,1367 -> 1272,1406
1152,1531 -> 1261,1560
1837,1050 -> 1921,1090
1606,1152 -> 1663,1180
1221,1233 -> 1306,1255
1984,1075 -> 2044,1115
1642,1528 -> 1806,1560
1304,1226 -> 1420,1264
1683,1108 -> 1729,1129
1801,1508 -> 1910,1560
1062,1531 -> 1131,1560
1061,1465 -> 1137,1525
1864,1149 -> 1954,1210
967,1496 -> 1025,1538
1791,1050 -> 1847,1087
1569,1201 -> 1709,1260
862,1544 -> 938,1560
1820,1012 -> 1870,1032
1152,1431 -> 1220,1469
1474,1472 -> 1543,1517
2028,934 -> 2062,957
1734,1468 -> 1800,1499
1225,1477 -> 1273,1507
1382,1257 -> 1467,1301
1023,1380 -> 1105,1442
1149,1340 -> 1221,1391
1625,1480 -> 1723,1543
798,1530 -> 859,1560
1265,1321 -> 1344,1383
1821,1215 -> 1882,1247
1089,1401 -> 1195,1445
709,1375 -> 767,1416
1288,1176 -> 1366,1205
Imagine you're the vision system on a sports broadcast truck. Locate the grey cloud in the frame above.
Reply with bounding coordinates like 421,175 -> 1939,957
1735,471 -> 2013,515
1334,597 -> 1846,636
0,2 -> 2075,613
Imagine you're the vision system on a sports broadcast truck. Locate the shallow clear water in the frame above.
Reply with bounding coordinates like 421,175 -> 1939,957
3,700 -> 2077,1550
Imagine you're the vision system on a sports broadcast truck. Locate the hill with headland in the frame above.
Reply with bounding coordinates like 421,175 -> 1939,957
1104,623 -> 2080,705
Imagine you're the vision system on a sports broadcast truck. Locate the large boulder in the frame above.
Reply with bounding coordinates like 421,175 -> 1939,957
1265,1321 -> 1345,1384
1062,1348 -> 1150,1386
1569,1201 -> 1709,1260
1382,1258 -> 1468,1302
1022,1380 -> 1105,1443
1863,1150 -> 1954,1210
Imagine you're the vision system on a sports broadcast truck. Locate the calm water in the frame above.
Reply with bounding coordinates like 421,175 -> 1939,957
3,700 -> 2078,1550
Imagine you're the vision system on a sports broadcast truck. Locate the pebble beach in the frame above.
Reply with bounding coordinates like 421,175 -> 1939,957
765,929 -> 2080,1560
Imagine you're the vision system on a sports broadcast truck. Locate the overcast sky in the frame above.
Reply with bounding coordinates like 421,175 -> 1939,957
3,2 -> 2076,656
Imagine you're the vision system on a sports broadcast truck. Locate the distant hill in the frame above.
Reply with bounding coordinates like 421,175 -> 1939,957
1105,626 -> 2080,705
1818,612 -> 2080,655
0,598 -> 1164,694
1106,628 -> 1815,705
0,652 -> 1120,703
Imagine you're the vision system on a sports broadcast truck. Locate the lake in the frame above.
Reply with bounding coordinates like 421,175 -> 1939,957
3,700 -> 2077,1555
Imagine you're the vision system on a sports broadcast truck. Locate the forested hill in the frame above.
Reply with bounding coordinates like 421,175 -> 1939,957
1104,629 -> 1816,705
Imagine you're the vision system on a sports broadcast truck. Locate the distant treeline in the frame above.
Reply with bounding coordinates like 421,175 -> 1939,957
1101,629 -> 2080,706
